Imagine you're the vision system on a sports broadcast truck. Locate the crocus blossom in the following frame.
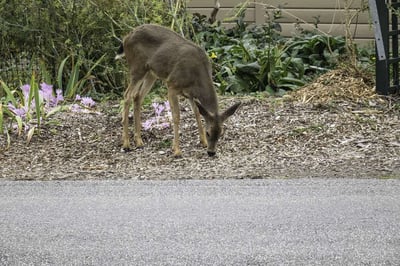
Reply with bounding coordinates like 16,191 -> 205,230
8,103 -> 27,118
142,101 -> 171,131
80,97 -> 96,107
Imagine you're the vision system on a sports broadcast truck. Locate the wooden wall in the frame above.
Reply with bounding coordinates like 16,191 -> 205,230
187,0 -> 373,44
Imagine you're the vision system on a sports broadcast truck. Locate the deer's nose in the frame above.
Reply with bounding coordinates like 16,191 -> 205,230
207,151 -> 216,157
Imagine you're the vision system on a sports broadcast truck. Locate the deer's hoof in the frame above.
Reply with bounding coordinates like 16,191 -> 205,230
173,150 -> 183,158
121,147 -> 132,153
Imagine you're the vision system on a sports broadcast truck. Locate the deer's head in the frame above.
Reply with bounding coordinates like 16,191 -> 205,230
196,101 -> 241,156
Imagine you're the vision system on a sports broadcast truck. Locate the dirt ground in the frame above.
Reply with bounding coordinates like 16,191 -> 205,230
1,69 -> 400,180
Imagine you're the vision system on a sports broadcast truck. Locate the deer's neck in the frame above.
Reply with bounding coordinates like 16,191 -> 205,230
193,84 -> 219,115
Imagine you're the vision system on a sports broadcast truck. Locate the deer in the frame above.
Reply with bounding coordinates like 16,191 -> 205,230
116,24 -> 241,157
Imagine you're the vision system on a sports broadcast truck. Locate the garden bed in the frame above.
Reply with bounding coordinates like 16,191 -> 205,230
1,69 -> 399,180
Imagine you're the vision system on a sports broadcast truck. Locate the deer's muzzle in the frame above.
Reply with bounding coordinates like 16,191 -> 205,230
207,151 -> 216,157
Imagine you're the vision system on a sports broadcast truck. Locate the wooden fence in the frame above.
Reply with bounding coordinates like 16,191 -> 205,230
187,0 -> 373,44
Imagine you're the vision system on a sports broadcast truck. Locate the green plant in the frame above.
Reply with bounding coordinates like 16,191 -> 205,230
0,75 -> 98,150
190,3 -> 354,95
57,54 -> 105,99
1,75 -> 43,145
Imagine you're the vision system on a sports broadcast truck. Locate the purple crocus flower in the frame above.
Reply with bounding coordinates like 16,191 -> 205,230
152,102 -> 164,116
80,97 -> 96,107
164,101 -> 170,111
20,84 -> 30,102
8,103 -> 27,118
70,104 -> 81,113
40,82 -> 55,106
142,118 -> 155,131
160,122 -> 170,129
54,89 -> 64,106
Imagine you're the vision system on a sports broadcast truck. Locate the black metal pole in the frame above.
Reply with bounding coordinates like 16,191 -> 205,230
375,0 -> 390,95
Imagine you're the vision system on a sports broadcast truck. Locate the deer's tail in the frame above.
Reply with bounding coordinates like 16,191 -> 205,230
115,42 -> 125,60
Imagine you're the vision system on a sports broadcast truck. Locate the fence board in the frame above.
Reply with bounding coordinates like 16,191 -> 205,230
189,0 -> 255,8
189,8 -> 255,22
280,24 -> 373,39
263,0 -> 366,9
187,0 -> 372,41
271,9 -> 371,24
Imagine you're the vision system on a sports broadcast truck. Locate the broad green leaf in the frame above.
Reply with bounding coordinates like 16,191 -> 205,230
0,80 -> 17,106
57,56 -> 70,91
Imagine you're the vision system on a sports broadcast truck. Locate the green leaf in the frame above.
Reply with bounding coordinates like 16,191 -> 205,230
0,80 -> 17,106
32,78 -> 41,129
26,126 -> 36,145
46,105 -> 69,118
57,56 -> 70,91
236,62 -> 260,75
65,58 -> 82,98
0,103 -> 3,135
14,116 -> 23,136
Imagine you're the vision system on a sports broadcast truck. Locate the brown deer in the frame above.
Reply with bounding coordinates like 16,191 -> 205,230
116,24 -> 241,157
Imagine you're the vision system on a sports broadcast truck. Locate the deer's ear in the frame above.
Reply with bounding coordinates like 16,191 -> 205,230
194,99 -> 214,120
221,102 -> 241,121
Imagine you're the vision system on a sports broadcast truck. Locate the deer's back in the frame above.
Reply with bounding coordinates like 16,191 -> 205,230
123,24 -> 213,87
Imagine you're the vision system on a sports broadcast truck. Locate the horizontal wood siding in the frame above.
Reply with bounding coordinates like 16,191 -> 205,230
187,0 -> 373,43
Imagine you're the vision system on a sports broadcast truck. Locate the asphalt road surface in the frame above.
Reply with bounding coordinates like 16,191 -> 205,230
1,179 -> 399,265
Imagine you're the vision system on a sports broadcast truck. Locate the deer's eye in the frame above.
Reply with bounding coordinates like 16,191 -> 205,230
206,131 -> 210,137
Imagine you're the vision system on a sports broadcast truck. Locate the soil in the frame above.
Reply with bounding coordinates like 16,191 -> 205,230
1,69 -> 400,180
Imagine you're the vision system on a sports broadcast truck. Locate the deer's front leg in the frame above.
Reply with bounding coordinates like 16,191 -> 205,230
190,99 -> 207,147
168,91 -> 182,157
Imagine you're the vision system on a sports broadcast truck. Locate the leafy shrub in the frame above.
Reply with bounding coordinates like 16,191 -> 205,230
191,8 -> 350,95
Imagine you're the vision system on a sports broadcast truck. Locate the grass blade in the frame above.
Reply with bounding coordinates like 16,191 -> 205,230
46,105 -> 68,118
26,126 -> 36,145
65,59 -> 82,98
33,80 -> 41,129
0,103 -> 3,135
77,54 -> 106,93
57,56 -> 70,91
14,116 -> 23,136
6,130 -> 10,150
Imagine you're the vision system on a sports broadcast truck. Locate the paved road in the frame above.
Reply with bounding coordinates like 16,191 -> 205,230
0,179 -> 399,265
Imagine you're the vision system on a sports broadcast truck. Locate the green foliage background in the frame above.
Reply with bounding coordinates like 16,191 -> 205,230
0,0 -> 182,96
0,0 -> 372,97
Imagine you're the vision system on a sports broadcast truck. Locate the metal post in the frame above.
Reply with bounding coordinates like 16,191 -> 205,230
374,0 -> 390,95
392,0 -> 399,91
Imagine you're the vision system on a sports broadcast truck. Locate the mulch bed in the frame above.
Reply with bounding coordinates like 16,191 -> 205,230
1,68 -> 399,180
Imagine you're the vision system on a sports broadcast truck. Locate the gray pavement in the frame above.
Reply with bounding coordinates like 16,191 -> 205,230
0,179 -> 399,265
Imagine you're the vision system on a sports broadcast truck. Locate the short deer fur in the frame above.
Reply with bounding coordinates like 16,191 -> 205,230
117,24 -> 241,157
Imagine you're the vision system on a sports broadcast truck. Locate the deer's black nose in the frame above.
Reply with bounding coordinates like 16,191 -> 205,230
207,151 -> 216,157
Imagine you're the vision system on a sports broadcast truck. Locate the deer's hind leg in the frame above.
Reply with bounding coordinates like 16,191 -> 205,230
133,72 -> 157,148
122,74 -> 145,151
